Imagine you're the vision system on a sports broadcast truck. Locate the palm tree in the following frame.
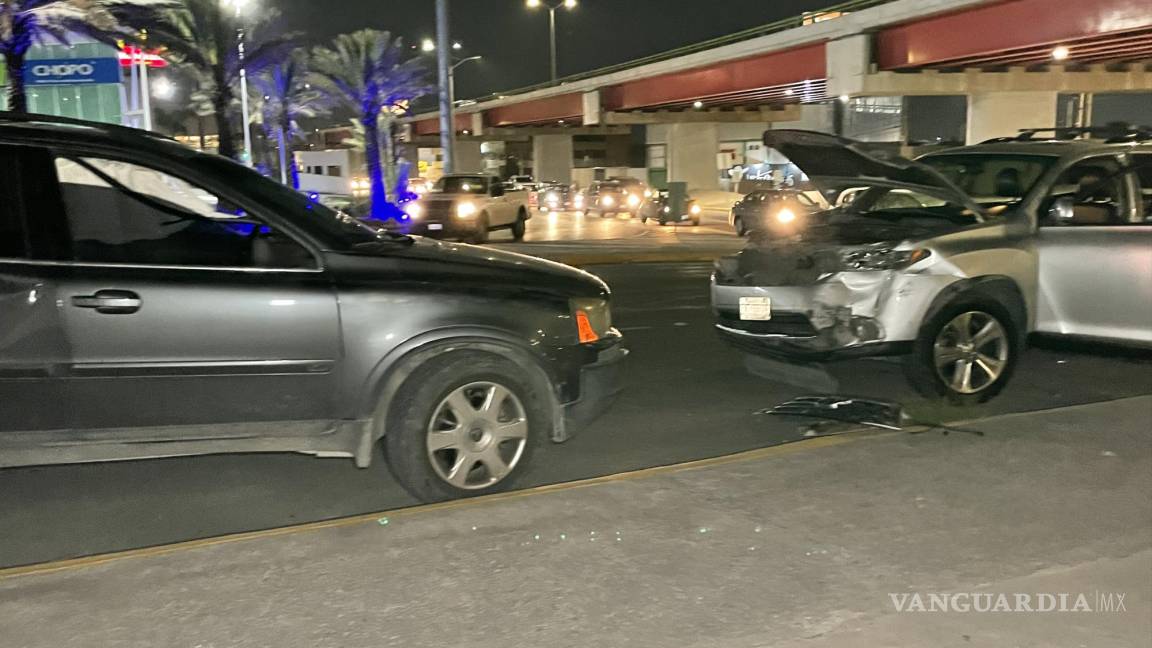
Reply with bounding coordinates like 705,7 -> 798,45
141,0 -> 295,160
251,48 -> 329,189
312,29 -> 429,218
0,0 -> 174,113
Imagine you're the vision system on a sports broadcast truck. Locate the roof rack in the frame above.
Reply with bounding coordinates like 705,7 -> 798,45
0,111 -> 176,142
981,125 -> 1152,145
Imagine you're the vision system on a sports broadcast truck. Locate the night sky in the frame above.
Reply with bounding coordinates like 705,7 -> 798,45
274,0 -> 834,100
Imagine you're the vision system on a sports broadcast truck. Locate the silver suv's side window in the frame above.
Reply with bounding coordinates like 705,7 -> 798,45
1043,155 -> 1129,227
52,156 -> 316,269
1132,154 -> 1152,220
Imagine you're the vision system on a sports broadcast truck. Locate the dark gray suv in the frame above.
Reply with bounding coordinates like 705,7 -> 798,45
0,114 -> 626,502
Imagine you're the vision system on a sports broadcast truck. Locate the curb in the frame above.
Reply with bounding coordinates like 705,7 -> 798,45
0,433 -> 866,581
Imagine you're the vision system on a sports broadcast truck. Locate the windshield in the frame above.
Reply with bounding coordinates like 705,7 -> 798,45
919,154 -> 1055,206
434,176 -> 488,194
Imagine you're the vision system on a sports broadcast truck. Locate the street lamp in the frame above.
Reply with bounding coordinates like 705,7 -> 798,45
450,55 -> 483,109
226,0 -> 254,166
526,0 -> 577,83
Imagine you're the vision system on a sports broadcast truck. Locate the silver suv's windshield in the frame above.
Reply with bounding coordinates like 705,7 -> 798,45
919,154 -> 1056,206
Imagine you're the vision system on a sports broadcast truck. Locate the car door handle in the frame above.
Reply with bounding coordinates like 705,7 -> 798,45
72,290 -> 142,315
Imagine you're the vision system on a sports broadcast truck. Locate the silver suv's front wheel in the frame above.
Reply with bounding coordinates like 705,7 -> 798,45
904,298 -> 1019,404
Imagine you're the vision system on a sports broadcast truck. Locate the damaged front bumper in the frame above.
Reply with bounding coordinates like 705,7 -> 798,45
712,266 -> 958,361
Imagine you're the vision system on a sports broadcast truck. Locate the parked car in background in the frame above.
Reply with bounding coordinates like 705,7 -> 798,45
403,174 -> 531,243
639,190 -> 702,226
406,177 -> 432,197
0,113 -> 627,502
505,175 -> 538,192
537,182 -> 575,212
729,188 -> 824,236
713,128 -> 1152,404
588,178 -> 649,218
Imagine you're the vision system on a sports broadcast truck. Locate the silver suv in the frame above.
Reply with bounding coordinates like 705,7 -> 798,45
712,129 -> 1151,403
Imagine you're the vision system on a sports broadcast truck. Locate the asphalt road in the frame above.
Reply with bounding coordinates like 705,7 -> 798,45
2,260 -> 1150,568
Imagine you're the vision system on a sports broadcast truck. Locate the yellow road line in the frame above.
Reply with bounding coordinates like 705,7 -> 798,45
0,433 -> 870,582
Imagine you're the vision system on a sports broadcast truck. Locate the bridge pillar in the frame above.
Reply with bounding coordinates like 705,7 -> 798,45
454,140 -> 484,174
532,134 -> 574,183
667,122 -> 720,191
966,92 -> 1058,144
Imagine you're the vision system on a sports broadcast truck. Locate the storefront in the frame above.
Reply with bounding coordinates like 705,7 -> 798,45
1,39 -> 123,124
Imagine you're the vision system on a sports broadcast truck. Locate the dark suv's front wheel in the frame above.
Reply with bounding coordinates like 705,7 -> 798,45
385,351 -> 545,502
904,299 -> 1019,405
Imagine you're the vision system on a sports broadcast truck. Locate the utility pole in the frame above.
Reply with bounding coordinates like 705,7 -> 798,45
435,0 -> 454,174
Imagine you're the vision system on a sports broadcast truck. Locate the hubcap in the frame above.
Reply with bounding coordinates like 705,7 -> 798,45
933,311 -> 1010,395
426,381 -> 528,490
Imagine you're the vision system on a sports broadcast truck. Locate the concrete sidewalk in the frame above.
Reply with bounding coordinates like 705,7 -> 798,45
2,397 -> 1150,647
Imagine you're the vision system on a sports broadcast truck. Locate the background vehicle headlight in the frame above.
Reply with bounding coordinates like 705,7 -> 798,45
456,201 -> 478,218
775,207 -> 796,224
840,248 -> 931,271
570,298 -> 613,343
690,203 -> 702,215
404,202 -> 423,219
627,194 -> 641,208
601,195 -> 615,207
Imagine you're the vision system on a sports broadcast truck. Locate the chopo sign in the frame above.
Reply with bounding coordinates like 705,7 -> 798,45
24,58 -> 121,86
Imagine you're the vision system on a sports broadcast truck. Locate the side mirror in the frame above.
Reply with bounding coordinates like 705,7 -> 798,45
1047,196 -> 1075,224
490,184 -> 505,197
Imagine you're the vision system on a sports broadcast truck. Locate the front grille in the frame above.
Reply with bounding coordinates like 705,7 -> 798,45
423,201 -> 455,219
717,311 -> 818,337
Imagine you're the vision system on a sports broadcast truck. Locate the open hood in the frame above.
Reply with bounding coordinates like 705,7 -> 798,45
763,130 -> 984,217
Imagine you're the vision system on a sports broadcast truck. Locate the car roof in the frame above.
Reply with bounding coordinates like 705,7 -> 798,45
922,139 -> 1152,159
0,111 -> 195,158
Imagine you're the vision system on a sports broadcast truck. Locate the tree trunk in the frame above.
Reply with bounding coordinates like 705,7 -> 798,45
363,117 -> 388,219
276,126 -> 289,185
4,52 -> 28,113
381,116 -> 398,201
212,63 -> 237,159
281,116 -> 301,189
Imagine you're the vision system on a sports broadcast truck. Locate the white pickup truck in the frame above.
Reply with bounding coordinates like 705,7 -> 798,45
403,174 -> 531,244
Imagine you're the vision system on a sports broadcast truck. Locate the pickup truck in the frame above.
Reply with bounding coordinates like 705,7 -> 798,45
404,174 -> 531,243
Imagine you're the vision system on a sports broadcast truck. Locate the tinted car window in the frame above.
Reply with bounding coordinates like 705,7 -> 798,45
1133,154 -> 1152,218
53,156 -> 315,268
920,154 -> 1054,203
435,177 -> 488,193
0,146 -> 29,258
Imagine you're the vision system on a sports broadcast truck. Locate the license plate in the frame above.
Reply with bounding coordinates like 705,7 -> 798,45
428,223 -> 444,231
739,296 -> 772,321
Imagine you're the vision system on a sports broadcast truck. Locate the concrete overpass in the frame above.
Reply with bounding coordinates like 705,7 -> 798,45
402,0 -> 1152,190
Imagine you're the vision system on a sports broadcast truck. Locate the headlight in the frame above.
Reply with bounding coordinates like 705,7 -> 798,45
570,298 -> 612,344
456,201 -> 478,219
840,248 -> 931,271
627,194 -> 641,208
775,207 -> 796,224
545,192 -> 559,202
601,195 -> 615,207
644,189 -> 653,198
574,195 -> 584,206
690,203 -> 702,215
404,202 -> 423,219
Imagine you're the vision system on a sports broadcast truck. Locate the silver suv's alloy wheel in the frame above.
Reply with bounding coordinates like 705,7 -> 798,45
426,382 -> 529,490
932,311 -> 1009,395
